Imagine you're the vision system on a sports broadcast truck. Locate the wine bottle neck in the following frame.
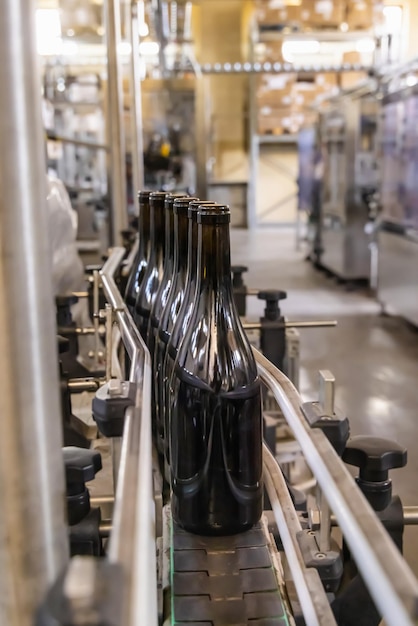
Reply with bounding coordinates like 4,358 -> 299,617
138,202 -> 151,259
152,206 -> 165,263
165,208 -> 175,269
197,222 -> 233,289
177,212 -> 189,272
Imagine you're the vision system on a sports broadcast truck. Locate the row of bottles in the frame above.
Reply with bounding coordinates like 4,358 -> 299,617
124,191 -> 263,536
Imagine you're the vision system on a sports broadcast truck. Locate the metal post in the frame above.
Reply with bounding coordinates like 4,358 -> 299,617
195,75 -> 208,199
105,0 -> 128,245
0,1 -> 69,624
129,0 -> 145,210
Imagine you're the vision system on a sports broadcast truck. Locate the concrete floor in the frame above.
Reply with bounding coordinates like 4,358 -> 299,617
231,226 -> 418,576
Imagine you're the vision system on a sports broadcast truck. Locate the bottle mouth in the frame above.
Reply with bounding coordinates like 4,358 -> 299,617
188,200 -> 215,219
173,197 -> 200,214
150,191 -> 168,209
165,193 -> 190,210
197,203 -> 230,224
138,190 -> 152,201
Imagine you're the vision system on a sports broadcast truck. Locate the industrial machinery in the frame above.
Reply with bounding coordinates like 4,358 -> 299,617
316,85 -> 379,281
377,82 -> 418,325
30,248 -> 418,626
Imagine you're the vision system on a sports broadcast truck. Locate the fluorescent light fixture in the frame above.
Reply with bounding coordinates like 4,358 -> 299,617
356,38 -> 375,54
118,41 -> 132,55
282,39 -> 320,62
61,41 -> 79,56
36,9 -> 62,56
139,41 -> 160,56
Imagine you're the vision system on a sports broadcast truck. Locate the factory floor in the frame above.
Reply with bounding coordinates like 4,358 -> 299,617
231,226 -> 418,577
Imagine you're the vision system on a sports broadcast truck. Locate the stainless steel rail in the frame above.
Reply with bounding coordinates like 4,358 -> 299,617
254,347 -> 418,626
0,1 -> 69,625
100,248 -> 157,626
263,445 -> 337,626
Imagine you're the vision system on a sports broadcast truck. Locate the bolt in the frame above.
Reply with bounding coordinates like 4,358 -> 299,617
316,553 -> 326,559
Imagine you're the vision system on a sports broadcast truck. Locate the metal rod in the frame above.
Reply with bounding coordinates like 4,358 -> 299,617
243,320 -> 338,330
67,378 -> 104,393
91,496 -> 115,507
0,1 -> 69,623
128,1 -> 145,213
57,326 -> 105,336
254,347 -> 418,626
93,269 -> 101,368
46,133 -> 109,152
101,248 -> 157,626
100,520 -> 113,538
331,507 -> 418,527
104,303 -> 113,381
105,0 -> 128,245
263,445 -> 336,626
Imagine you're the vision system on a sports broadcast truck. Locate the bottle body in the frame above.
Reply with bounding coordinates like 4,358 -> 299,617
169,205 -> 263,535
154,198 -> 198,456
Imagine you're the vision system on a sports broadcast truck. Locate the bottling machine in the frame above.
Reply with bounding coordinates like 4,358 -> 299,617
377,83 -> 418,325
316,86 -> 379,281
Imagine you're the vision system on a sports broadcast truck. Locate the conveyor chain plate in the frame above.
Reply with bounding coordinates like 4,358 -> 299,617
171,518 -> 290,625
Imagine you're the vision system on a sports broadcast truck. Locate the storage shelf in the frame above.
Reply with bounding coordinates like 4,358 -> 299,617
255,134 -> 298,144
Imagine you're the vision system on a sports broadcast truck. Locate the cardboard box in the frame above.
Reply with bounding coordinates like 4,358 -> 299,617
257,87 -> 293,107
302,0 -> 345,28
346,0 -> 374,29
257,105 -> 294,134
340,71 -> 368,89
316,72 -> 339,88
255,1 -> 302,26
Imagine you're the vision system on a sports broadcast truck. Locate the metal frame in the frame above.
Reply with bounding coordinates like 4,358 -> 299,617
100,249 -> 157,626
99,249 -> 418,626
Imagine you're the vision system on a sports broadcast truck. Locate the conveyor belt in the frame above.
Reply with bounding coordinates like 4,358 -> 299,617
168,509 -> 291,625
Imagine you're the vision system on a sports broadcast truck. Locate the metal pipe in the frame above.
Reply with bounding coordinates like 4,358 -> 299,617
100,520 -> 113,538
263,445 -> 336,626
0,1 -> 68,624
101,248 -> 157,626
46,133 -> 109,152
243,320 -> 337,330
330,507 -> 418,527
67,378 -> 104,393
254,347 -> 418,626
128,1 -> 145,214
57,326 -> 105,336
105,0 -> 128,245
93,269 -> 101,368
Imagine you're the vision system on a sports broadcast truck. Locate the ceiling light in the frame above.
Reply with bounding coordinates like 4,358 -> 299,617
356,38 -> 376,54
118,41 -> 132,55
139,23 -> 149,37
139,41 -> 159,56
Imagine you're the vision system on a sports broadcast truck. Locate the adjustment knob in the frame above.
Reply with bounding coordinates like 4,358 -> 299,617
63,447 -> 102,525
231,265 -> 248,288
343,436 -> 407,511
343,436 -> 407,482
63,447 -> 102,486
258,290 -> 287,321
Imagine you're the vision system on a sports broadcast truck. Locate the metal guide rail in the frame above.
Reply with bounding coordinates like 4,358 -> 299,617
79,247 -> 418,626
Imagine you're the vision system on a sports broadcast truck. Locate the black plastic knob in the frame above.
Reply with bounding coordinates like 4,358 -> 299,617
343,436 -> 407,511
343,436 -> 407,482
258,290 -> 287,321
63,447 -> 102,486
63,447 -> 102,525
231,265 -> 248,288
56,295 -> 79,327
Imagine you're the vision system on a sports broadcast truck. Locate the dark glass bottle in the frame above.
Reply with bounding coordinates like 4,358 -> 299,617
169,203 -> 263,535
163,199 -> 214,465
134,191 -> 166,341
124,191 -> 151,315
153,196 -> 198,456
147,194 -> 189,360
